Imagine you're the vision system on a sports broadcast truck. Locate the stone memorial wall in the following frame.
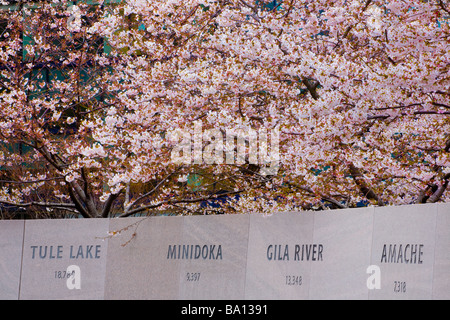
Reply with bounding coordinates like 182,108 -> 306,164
0,203 -> 448,300
0,220 -> 24,300
19,219 -> 109,300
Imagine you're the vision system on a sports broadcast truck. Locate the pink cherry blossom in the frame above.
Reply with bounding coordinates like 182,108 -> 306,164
0,0 -> 448,218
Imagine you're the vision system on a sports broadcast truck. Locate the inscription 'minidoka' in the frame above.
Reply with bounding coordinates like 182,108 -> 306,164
167,244 -> 223,260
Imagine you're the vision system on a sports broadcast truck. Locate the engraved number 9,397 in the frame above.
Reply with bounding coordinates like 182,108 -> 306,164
186,272 -> 201,282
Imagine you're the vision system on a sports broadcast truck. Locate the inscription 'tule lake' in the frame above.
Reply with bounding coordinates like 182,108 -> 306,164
30,245 -> 102,259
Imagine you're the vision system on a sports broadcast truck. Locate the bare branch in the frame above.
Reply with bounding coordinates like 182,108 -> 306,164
101,190 -> 122,218
66,182 -> 91,218
348,163 -> 383,206
301,77 -> 320,100
120,189 -> 244,218
0,200 -> 76,208
438,0 -> 450,15
0,177 -> 65,184
125,167 -> 184,214
296,185 -> 348,209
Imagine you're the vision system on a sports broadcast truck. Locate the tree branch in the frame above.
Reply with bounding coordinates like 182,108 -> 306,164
0,200 -> 76,209
125,167 -> 183,214
79,168 -> 99,217
348,163 -> 383,206
120,189 -> 243,218
301,77 -> 320,100
0,177 -> 65,184
438,0 -> 450,15
297,185 -> 348,209
428,176 -> 449,203
66,182 -> 91,218
418,173 -> 450,203
101,190 -> 122,218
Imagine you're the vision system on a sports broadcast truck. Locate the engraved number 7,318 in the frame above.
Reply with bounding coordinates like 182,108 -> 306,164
394,281 -> 406,293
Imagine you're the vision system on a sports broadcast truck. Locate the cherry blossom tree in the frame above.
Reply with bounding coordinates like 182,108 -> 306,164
0,0 -> 449,218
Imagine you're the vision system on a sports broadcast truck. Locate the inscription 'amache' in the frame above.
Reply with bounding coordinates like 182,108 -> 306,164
380,244 -> 424,264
